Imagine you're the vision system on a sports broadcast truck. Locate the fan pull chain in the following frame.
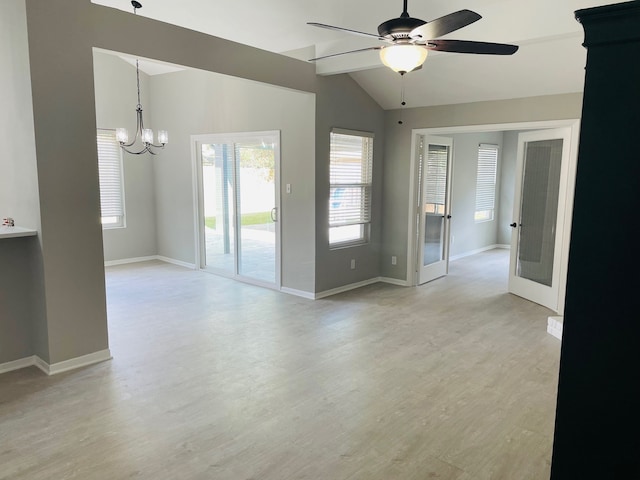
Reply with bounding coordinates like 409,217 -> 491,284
398,72 -> 406,125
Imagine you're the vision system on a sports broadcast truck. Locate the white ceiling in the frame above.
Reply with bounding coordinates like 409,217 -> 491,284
93,0 -> 614,109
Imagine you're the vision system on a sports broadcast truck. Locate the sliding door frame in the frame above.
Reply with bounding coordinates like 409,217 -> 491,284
191,131 -> 282,290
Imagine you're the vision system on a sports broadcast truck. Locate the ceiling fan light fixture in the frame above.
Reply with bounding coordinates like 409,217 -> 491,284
379,44 -> 428,74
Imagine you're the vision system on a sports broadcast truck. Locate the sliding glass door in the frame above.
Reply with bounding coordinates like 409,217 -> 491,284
196,132 -> 280,287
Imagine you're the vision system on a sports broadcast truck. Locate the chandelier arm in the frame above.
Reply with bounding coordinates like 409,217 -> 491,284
120,145 -> 160,155
117,2 -> 167,157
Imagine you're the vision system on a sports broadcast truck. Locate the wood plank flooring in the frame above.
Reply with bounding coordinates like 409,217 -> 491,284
0,249 -> 560,479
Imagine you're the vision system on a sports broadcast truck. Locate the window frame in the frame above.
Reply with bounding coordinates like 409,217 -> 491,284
328,128 -> 374,248
474,143 -> 499,223
97,129 -> 126,229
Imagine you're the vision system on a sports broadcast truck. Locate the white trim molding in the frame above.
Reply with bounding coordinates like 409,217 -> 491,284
0,349 -> 112,376
449,244 -> 510,262
104,255 -> 157,267
315,278 -> 381,299
105,255 -> 196,270
547,316 -> 563,340
156,256 -> 197,270
280,287 -> 315,300
0,356 -> 36,375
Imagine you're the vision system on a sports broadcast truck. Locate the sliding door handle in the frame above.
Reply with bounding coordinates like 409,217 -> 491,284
271,207 -> 277,222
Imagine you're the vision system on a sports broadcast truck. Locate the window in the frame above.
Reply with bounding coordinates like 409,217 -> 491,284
424,144 -> 448,215
475,143 -> 498,222
97,129 -> 125,228
329,129 -> 374,246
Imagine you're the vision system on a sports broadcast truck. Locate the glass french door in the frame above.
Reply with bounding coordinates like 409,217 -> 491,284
195,132 -> 280,287
508,128 -> 571,311
417,135 -> 453,285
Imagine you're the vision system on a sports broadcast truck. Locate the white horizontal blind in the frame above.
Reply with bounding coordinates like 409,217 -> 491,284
425,144 -> 448,207
97,130 -> 124,225
475,144 -> 498,221
329,130 -> 373,245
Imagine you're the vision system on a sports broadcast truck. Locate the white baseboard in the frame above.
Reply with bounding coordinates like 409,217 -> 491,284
280,287 -> 315,300
0,356 -> 37,375
156,256 -> 197,269
315,277 -> 381,299
379,276 -> 411,287
0,349 -> 112,376
547,316 -> 563,340
105,255 -> 196,270
450,244 -> 510,262
104,255 -> 157,267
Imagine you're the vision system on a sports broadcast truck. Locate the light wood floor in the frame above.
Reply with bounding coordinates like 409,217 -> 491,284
0,249 -> 560,479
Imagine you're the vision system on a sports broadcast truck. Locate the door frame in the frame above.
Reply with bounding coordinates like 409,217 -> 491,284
416,135 -> 454,285
408,120 -> 579,314
191,131 -> 282,290
508,128 -> 572,312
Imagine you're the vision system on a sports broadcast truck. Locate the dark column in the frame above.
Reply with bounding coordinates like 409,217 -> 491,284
551,2 -> 640,478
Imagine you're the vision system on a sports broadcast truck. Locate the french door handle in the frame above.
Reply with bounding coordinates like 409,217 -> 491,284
271,207 -> 277,222
446,215 -> 452,219
510,222 -> 518,228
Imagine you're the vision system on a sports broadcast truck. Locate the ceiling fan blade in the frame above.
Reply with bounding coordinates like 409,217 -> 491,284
307,22 -> 384,40
426,39 -> 518,55
308,46 -> 382,62
410,9 -> 481,41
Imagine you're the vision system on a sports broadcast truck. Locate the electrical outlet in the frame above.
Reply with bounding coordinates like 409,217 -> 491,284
391,255 -> 397,265
350,259 -> 356,270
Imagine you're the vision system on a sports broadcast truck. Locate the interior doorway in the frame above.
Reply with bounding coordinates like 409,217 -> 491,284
193,131 -> 281,289
408,120 -> 579,314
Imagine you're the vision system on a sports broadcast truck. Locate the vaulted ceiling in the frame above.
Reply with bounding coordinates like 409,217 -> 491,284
93,0 -> 615,109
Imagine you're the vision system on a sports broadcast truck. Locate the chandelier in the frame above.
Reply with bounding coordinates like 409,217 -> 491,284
116,1 -> 168,155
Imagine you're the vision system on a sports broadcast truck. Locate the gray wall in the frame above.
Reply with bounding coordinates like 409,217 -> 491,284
314,74 -> 385,292
17,0 -> 316,366
93,52 -> 158,262
447,131 -> 504,258
0,0 -> 47,364
149,68 -> 316,292
381,93 -> 583,281
498,131 -> 520,246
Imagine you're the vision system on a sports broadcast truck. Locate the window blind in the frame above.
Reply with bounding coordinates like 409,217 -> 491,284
425,144 -> 448,206
329,130 -> 373,244
97,130 -> 124,223
475,144 -> 498,220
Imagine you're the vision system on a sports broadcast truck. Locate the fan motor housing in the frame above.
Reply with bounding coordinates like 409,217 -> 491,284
378,17 -> 426,38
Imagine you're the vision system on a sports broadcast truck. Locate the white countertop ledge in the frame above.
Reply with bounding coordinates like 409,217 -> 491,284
0,226 -> 38,239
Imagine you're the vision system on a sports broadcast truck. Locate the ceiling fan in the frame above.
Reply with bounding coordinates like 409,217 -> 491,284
308,0 -> 518,74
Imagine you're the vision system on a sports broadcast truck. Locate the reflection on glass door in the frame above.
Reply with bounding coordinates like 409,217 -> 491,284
197,132 -> 280,287
509,128 -> 571,311
417,135 -> 453,285
517,139 -> 563,287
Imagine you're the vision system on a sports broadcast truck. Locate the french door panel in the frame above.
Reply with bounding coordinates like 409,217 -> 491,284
508,128 -> 571,311
417,135 -> 453,285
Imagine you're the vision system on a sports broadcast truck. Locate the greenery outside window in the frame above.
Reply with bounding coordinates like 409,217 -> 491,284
329,128 -> 374,247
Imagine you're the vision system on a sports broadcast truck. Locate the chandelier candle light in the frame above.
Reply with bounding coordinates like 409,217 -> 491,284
116,1 -> 168,155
